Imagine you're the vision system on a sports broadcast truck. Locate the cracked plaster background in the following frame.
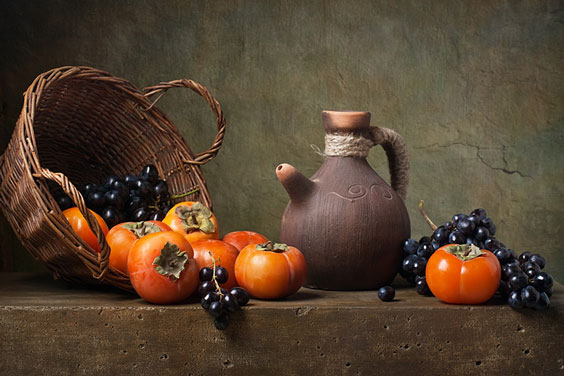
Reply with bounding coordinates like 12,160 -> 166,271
1,0 -> 563,283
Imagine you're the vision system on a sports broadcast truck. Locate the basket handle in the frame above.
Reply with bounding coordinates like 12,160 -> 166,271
35,167 -> 111,279
143,79 -> 226,165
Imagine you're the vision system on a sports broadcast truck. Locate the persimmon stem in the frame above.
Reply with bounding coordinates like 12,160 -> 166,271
418,200 -> 438,231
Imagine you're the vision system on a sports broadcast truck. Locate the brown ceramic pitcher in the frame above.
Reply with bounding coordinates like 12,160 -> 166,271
277,110 -> 411,290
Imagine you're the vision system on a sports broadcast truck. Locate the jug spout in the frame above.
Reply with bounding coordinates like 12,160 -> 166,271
276,163 -> 315,203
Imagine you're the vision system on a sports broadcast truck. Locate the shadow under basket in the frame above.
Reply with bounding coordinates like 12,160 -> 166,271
0,66 -> 226,292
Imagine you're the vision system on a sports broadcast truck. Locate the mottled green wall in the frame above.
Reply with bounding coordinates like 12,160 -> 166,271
1,1 -> 563,282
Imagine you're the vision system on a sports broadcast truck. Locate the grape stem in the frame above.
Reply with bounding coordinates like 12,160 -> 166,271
171,187 -> 200,200
208,251 -> 224,299
418,200 -> 438,231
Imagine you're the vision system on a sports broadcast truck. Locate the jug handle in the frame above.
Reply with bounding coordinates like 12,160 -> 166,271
371,127 -> 409,201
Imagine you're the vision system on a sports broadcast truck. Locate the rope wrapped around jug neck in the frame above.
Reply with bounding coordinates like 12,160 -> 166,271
321,126 -> 409,201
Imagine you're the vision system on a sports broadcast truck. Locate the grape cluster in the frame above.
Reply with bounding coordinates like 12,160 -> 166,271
198,263 -> 250,330
57,165 -> 177,228
400,205 -> 554,310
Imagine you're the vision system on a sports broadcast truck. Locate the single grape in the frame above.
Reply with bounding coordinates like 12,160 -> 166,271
467,214 -> 481,229
507,291 -> 524,310
87,191 -> 105,208
130,207 -> 151,222
494,248 -> 511,263
504,258 -> 520,269
198,280 -> 216,297
529,254 -> 546,269
149,210 -> 166,221
412,257 -> 427,276
484,237 -> 500,251
448,230 -> 466,244
522,261 -> 541,277
104,190 -> 124,210
57,196 -> 74,211
533,292 -> 550,310
419,236 -> 432,245
214,313 -> 230,330
135,179 -> 153,199
222,293 -> 240,313
452,213 -> 467,225
532,272 -> 553,292
230,287 -> 250,306
457,219 -> 475,235
402,238 -> 419,255
208,301 -> 225,318
521,286 -> 540,308
416,244 -> 433,259
378,286 -> 395,302
215,267 -> 229,284
415,276 -> 431,296
474,226 -> 490,242
124,175 -> 139,189
112,180 -> 129,200
518,251 -> 532,264
432,226 -> 449,245
430,240 -> 441,251
101,206 -> 123,228
126,196 -> 146,215
502,263 -> 523,280
444,221 -> 454,231
153,180 -> 169,198
201,291 -> 219,310
470,208 -> 487,220
199,267 -> 214,282
139,164 -> 159,184
508,272 -> 528,292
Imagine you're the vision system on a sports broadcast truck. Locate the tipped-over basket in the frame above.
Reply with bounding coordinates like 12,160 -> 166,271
0,66 -> 226,292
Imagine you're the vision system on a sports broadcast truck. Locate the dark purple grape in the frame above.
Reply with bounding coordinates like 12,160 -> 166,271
199,267 -> 213,282
214,313 -> 230,330
222,293 -> 240,313
198,280 -> 216,297
378,286 -> 395,301
416,244 -> 434,259
470,208 -> 487,220
131,207 -> 151,222
498,280 -> 510,299
230,287 -> 250,306
507,291 -> 524,310
419,236 -> 432,245
467,215 -> 481,229
430,240 -> 441,251
402,254 -> 418,273
149,210 -> 166,221
112,181 -> 129,200
533,292 -> 550,310
398,267 -> 416,286
474,226 -> 490,242
522,261 -> 541,275
484,237 -> 500,251
465,237 -> 479,246
448,230 -> 466,244
504,258 -> 520,269
208,301 -> 225,318
494,248 -> 511,263
139,164 -> 159,184
153,180 -> 169,197
402,238 -> 419,255
135,179 -> 153,199
201,291 -> 219,310
529,254 -> 546,269
507,249 -> 518,260
87,191 -> 105,208
57,196 -> 74,211
215,267 -> 229,284
101,206 -> 123,228
521,286 -> 540,308
518,251 -> 532,264
533,272 -> 553,292
126,196 -> 146,215
508,272 -> 528,292
546,287 -> 553,297
503,263 -> 523,280
412,257 -> 427,276
104,190 -> 124,210
452,213 -> 467,225
124,175 -> 139,189
444,221 -> 454,231
432,226 -> 449,245
415,276 -> 431,296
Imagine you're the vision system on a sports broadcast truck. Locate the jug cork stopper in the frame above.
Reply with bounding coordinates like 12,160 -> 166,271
322,110 -> 371,133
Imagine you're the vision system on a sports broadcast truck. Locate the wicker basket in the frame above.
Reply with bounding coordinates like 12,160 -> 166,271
0,66 -> 226,292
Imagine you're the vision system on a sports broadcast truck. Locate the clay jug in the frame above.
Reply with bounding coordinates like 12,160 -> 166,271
277,110 -> 411,290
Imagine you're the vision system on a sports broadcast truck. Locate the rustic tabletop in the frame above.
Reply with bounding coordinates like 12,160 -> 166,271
1,272 -> 562,375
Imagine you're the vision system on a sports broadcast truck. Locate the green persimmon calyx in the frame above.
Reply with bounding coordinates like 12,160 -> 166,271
256,241 -> 289,253
175,202 -> 215,234
153,242 -> 188,280
443,244 -> 486,261
122,221 -> 164,238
